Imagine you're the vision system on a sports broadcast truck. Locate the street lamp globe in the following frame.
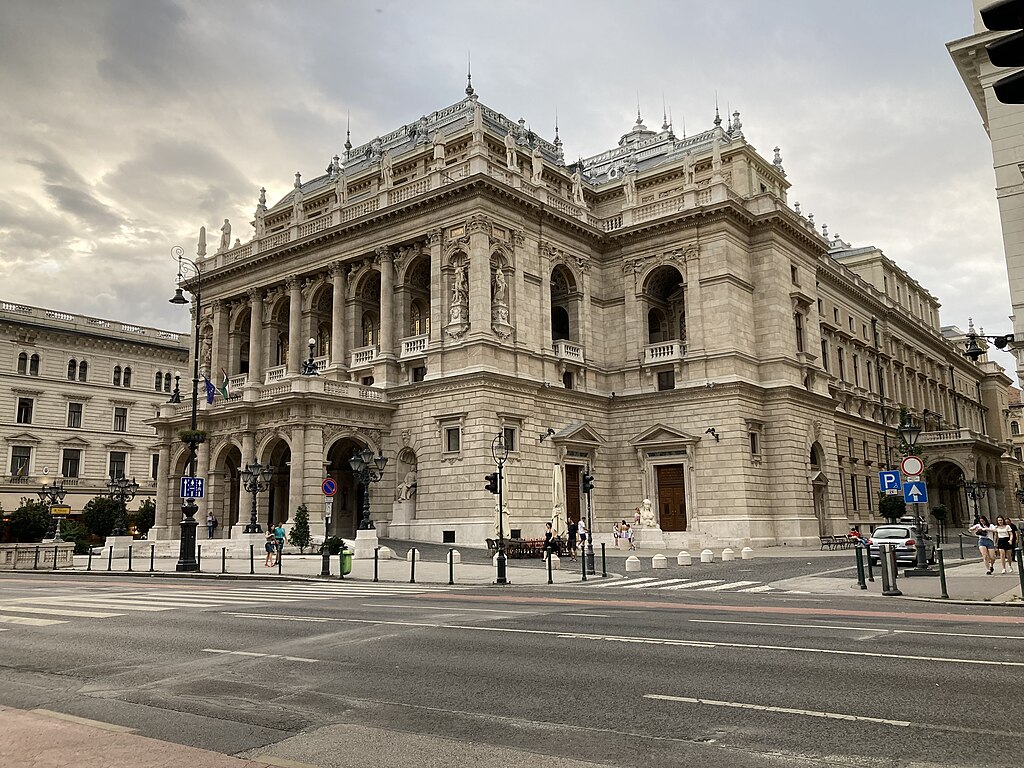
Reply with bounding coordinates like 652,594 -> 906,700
897,418 -> 922,449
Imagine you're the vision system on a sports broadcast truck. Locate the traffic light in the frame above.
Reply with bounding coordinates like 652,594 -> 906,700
982,0 -> 1024,103
582,471 -> 594,494
484,472 -> 499,494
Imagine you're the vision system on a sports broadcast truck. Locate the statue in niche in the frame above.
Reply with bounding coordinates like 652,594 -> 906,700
531,147 -> 544,185
381,151 -> 394,188
199,334 -> 212,374
219,219 -> 231,252
396,469 -> 417,501
624,174 -> 637,207
504,130 -> 518,170
451,263 -> 468,303
493,268 -> 507,302
571,169 -> 586,206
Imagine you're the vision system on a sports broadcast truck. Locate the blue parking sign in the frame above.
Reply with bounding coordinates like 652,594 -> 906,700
179,476 -> 205,499
878,470 -> 901,493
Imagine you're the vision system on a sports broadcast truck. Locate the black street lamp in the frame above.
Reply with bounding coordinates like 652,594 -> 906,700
962,319 -> 1014,362
106,476 -> 139,537
490,433 -> 509,585
300,337 -> 319,376
169,371 -> 181,404
240,461 -> 274,534
964,479 -> 988,525
897,416 -> 933,574
169,245 -> 203,572
38,479 -> 67,542
349,447 -> 387,530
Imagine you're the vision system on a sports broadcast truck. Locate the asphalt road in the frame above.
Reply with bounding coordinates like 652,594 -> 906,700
1,572 -> 1022,767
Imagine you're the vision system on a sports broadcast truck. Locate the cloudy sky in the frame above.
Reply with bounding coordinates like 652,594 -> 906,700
0,1 -> 1014,373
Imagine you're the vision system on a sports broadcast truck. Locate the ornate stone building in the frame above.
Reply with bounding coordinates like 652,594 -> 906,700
151,86 -> 1018,549
1,301 -> 189,515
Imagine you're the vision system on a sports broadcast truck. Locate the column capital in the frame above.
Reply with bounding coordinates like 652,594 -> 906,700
286,276 -> 301,292
427,228 -> 443,247
247,287 -> 264,303
328,260 -> 347,278
375,245 -> 395,263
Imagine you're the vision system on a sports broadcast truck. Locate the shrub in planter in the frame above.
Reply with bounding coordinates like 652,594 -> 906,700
322,536 -> 344,555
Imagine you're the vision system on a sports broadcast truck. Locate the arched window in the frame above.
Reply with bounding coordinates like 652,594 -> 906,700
361,312 -> 378,346
122,366 -> 132,387
17,352 -> 27,375
316,322 -> 331,358
78,360 -> 88,381
155,371 -> 163,391
68,359 -> 77,380
1013,421 -> 1020,437
113,365 -> 122,386
29,354 -> 39,376
551,307 -> 570,341
163,372 -> 172,392
647,309 -> 668,344
276,332 -> 288,366
410,302 -> 428,336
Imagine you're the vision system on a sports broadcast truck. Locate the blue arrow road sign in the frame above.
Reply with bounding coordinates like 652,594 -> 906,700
879,470 -> 901,493
179,476 -> 205,499
902,481 -> 927,505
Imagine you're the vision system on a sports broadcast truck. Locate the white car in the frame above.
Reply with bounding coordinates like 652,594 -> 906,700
867,525 -> 935,566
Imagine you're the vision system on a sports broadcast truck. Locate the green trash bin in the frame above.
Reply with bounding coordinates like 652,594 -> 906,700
341,548 -> 354,576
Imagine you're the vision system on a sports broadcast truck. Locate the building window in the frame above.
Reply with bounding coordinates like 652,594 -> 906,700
155,371 -> 163,391
17,352 -> 27,375
563,371 -> 575,390
749,431 -> 760,455
847,437 -> 854,456
412,366 -> 427,382
865,477 -> 873,511
833,308 -> 840,324
848,316 -> 854,331
10,446 -> 31,477
68,359 -> 77,380
862,324 -> 868,340
790,264 -> 799,285
817,298 -> 823,315
122,366 -> 132,387
849,475 -> 858,510
863,441 -> 869,461
16,397 -> 33,424
78,360 -> 88,381
108,451 -> 127,479
852,354 -> 860,386
361,376 -> 374,386
1016,448 -> 1023,461
1013,421 -> 1020,437
61,449 -> 82,479
444,427 -> 460,453
820,339 -> 829,371
794,312 -> 805,353
113,406 -> 128,432
502,426 -> 517,453
67,402 -> 83,428
163,372 -> 172,392
151,453 -> 160,480
657,370 -> 675,391
29,354 -> 40,376
113,365 -> 122,386
837,348 -> 846,380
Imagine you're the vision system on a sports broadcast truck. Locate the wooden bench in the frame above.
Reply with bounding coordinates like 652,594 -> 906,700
820,535 -> 858,551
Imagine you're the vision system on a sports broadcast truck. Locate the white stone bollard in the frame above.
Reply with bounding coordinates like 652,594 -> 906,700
700,549 -> 715,563
406,548 -> 419,561
652,554 -> 668,569
549,553 -> 561,570
741,547 -> 754,560
625,555 -> 642,572
677,550 -> 692,566
377,546 -> 393,560
722,548 -> 735,562
446,549 -> 461,564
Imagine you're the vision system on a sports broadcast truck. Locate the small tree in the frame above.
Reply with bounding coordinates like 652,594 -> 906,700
878,494 -> 906,524
59,519 -> 90,554
82,496 -> 122,538
323,536 -> 344,555
288,504 -> 312,553
9,499 -> 52,542
131,499 -> 156,537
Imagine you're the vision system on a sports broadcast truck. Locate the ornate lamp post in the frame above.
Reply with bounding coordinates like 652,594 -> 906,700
106,476 -> 139,537
169,371 -> 181,404
300,337 -> 319,376
240,461 -> 274,534
896,416 -> 933,573
38,479 -> 68,542
349,447 -> 387,530
490,433 -> 509,585
169,245 -> 203,572
964,479 -> 988,525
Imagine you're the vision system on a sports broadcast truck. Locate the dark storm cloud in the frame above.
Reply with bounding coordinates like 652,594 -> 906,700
95,0 -> 190,92
18,151 -> 124,231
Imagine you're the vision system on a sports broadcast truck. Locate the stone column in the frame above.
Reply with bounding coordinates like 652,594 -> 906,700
287,278 -> 303,374
304,425 -> 326,539
210,300 -> 228,379
195,440 -> 211,526
377,247 -> 395,356
247,290 -> 264,385
154,441 -> 172,538
467,217 -> 490,334
330,262 -> 347,368
287,424 -> 306,526
427,230 -> 443,344
235,431 -> 256,536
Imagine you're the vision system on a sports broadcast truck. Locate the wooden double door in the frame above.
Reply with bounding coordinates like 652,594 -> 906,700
656,464 -> 687,531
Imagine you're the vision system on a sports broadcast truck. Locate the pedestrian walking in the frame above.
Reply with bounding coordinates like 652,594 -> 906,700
577,516 -> 588,554
993,516 -> 1015,574
206,512 -> 216,539
970,516 -> 997,575
274,521 -> 286,554
567,518 -> 579,561
543,522 -> 555,559
625,523 -> 636,551
264,531 -> 277,567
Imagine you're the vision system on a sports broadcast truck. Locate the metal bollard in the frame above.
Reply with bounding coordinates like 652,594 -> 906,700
1017,549 -> 1024,597
321,545 -> 331,577
107,546 -> 113,572
581,546 -> 587,582
249,544 -> 254,574
221,547 -> 226,574
53,545 -> 58,571
128,545 -> 133,572
547,551 -> 553,585
197,545 -> 201,572
338,550 -> 345,580
937,549 -> 949,599
601,542 -> 607,578
34,546 -> 39,569
277,546 -> 282,575
150,544 -> 155,573
959,534 -> 965,560
87,546 -> 93,572
374,547 -> 380,582
880,545 -> 902,597
865,545 -> 874,582
448,548 -> 455,585
854,547 -> 867,589
410,548 -> 416,584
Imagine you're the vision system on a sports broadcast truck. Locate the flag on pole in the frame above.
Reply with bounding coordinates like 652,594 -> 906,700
204,375 -> 216,404
219,368 -> 231,400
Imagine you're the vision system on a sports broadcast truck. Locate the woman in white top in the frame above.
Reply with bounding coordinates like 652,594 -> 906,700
993,516 -> 1015,574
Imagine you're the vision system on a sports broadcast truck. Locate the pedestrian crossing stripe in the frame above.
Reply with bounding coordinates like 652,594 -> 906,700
591,577 -> 778,593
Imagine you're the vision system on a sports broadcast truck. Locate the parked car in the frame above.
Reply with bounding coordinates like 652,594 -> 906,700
867,525 -> 935,565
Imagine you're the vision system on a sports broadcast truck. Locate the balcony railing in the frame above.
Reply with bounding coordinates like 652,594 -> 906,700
265,365 -> 287,384
401,334 -> 429,358
351,345 -> 378,367
552,339 -> 584,361
228,373 -> 248,391
643,340 -> 686,364
314,356 -> 329,373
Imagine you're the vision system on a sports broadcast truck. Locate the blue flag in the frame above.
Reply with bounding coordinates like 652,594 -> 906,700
204,376 -> 216,404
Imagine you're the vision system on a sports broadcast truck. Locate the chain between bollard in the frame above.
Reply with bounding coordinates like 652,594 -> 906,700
937,549 -> 949,599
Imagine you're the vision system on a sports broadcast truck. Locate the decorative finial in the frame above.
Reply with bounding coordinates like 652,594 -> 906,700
465,52 -> 474,97
773,146 -> 784,168
197,226 -> 207,258
294,171 -> 302,189
344,113 -> 352,159
822,223 -> 829,238
258,187 -> 266,206
714,93 -> 722,128
636,93 -> 643,126
794,201 -> 801,215
808,213 -> 815,225
732,110 -> 742,133
667,106 -> 675,141
968,317 -> 977,334
662,94 -> 669,131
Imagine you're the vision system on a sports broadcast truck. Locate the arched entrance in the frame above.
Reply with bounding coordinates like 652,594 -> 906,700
926,460 -> 969,528
261,438 -> 291,529
326,437 -> 365,537
211,444 -> 242,534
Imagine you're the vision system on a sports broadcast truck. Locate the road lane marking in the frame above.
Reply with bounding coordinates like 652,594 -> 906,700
0,614 -> 67,626
562,613 -> 611,617
702,581 -> 760,592
605,577 -> 660,587
218,613 -> 1024,668
33,601 -> 173,612
645,694 -> 912,727
226,613 -> 331,622
688,619 -> 1024,641
661,580 -> 723,590
0,606 -> 124,618
736,585 -> 775,593
202,648 -> 318,663
359,604 -> 536,614
622,579 -> 691,589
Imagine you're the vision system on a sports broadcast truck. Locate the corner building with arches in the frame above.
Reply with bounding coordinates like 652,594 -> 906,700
151,90 -> 1019,549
